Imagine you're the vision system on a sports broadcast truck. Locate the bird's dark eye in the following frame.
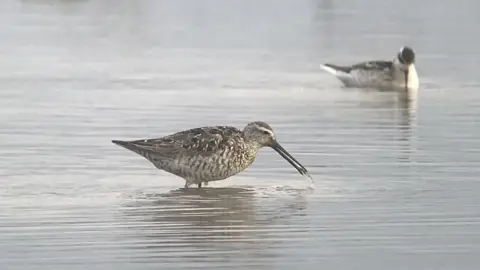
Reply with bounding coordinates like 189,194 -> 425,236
262,130 -> 270,135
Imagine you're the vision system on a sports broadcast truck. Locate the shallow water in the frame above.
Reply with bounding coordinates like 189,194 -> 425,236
1,0 -> 480,269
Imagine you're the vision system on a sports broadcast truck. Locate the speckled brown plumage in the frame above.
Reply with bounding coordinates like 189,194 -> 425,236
112,121 -> 311,188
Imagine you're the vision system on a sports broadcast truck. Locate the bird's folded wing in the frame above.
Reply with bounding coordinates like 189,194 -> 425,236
352,60 -> 392,71
128,126 -> 241,157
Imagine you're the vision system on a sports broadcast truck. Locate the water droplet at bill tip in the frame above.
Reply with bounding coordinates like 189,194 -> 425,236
304,173 -> 314,183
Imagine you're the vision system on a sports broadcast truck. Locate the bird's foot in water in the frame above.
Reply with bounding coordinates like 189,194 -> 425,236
184,179 -> 195,189
197,181 -> 209,188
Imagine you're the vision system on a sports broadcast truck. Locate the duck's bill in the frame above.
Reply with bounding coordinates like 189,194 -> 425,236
272,141 -> 312,179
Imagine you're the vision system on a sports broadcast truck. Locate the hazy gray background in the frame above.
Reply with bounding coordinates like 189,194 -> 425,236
1,0 -> 479,269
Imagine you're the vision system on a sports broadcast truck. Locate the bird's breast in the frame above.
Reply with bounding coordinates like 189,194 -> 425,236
407,64 -> 419,91
164,141 -> 258,182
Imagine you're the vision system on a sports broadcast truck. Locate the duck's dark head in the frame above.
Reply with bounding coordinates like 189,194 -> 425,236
397,46 -> 415,66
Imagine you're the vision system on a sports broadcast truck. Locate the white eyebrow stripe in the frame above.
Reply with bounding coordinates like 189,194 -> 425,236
257,126 -> 275,137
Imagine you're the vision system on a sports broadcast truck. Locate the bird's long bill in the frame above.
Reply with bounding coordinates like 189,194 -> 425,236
272,141 -> 312,179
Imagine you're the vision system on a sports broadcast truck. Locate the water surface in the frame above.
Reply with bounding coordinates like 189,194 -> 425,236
1,0 -> 480,269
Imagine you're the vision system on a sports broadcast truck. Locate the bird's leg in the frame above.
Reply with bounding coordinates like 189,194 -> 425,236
184,179 -> 194,189
197,182 -> 209,196
198,181 -> 210,188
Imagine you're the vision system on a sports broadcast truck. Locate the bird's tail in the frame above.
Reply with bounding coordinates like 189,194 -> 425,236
112,140 -> 147,157
320,63 -> 350,76
112,139 -> 129,148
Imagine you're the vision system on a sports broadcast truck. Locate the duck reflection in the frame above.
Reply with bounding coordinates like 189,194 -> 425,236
361,91 -> 417,166
337,90 -> 417,168
120,187 -> 307,263
393,93 -> 417,165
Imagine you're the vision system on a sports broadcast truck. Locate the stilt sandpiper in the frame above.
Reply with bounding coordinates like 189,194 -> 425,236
112,121 -> 312,188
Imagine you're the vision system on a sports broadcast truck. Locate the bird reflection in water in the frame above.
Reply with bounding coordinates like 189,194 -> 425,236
119,187 -> 307,264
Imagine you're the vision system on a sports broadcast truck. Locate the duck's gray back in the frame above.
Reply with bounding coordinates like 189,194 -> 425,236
345,61 -> 394,87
